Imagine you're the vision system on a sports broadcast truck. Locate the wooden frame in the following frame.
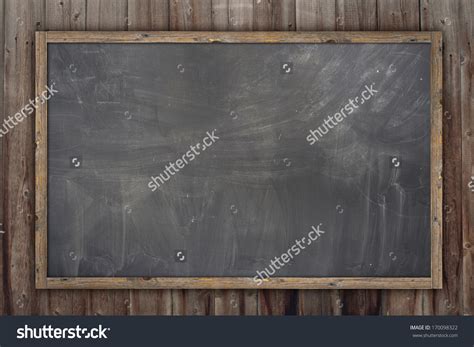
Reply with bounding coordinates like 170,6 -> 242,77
35,31 -> 443,289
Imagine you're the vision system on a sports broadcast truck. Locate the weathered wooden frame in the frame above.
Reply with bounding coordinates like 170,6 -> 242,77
35,31 -> 443,289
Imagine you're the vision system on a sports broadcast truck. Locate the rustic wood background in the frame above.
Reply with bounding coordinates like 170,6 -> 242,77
0,0 -> 472,315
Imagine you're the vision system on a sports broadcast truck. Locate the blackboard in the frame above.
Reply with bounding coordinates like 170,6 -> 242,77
35,32 -> 442,289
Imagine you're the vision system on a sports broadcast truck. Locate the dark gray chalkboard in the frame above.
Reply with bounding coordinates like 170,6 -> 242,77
47,42 -> 431,278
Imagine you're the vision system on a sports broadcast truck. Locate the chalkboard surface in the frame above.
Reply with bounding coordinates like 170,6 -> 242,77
46,41 -> 432,279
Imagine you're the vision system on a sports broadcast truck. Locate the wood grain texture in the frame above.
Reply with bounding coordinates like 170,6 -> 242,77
0,0 -> 5,315
421,0 -> 464,316
45,0 -> 86,31
272,0 -> 295,31
459,0 -> 474,316
45,30 -> 434,42
211,0 -> 229,31
1,0 -> 471,316
341,290 -> 381,315
85,0 -> 128,31
127,0 -> 168,30
377,0 -> 420,31
34,31 -> 47,291
3,0 -> 46,315
253,0 -> 272,31
336,0 -> 376,31
229,0 -> 253,30
170,0 -> 211,31
295,0 -> 336,30
42,277 -> 434,289
129,290 -> 172,315
430,31 -> 443,290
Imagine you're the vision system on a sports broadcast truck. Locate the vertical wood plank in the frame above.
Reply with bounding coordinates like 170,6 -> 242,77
341,290 -> 381,315
378,0 -> 421,316
129,290 -> 172,315
45,0 -> 86,30
459,0 -> 474,315
297,290 -> 322,315
295,0 -> 336,30
254,0 -> 272,30
170,0 -> 212,31
211,0 -> 229,30
215,290 -> 244,315
215,288 -> 259,315
89,289 -> 132,316
47,292 -> 73,315
243,289 -> 258,315
382,291 -> 416,315
89,291 -> 113,315
421,0 -> 464,316
336,0 -> 376,30
130,290 -> 158,315
0,0 -> 6,316
229,0 -> 253,31
272,0 -> 295,31
86,0 -> 128,30
72,291 -> 91,315
185,290 -> 215,315
3,0 -> 44,315
171,289 -> 185,315
377,0 -> 419,31
298,288 -> 343,315
127,0 -> 169,30
215,289 -> 257,315
87,290 -> 129,315
430,31 -> 444,290
259,290 -> 298,315
415,290 -> 434,315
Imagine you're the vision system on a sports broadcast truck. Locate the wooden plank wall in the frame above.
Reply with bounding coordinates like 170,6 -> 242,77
0,0 -> 472,315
